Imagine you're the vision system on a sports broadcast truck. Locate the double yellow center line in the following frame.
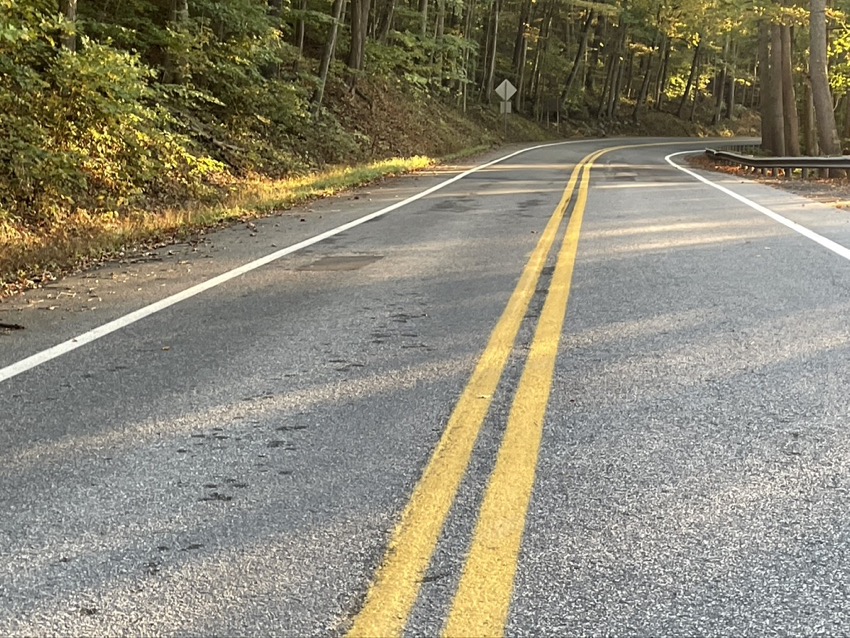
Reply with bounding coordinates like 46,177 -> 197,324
348,146 -> 608,637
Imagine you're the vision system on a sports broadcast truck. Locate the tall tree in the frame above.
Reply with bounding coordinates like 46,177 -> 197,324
724,41 -> 737,121
312,0 -> 347,116
348,0 -> 370,74
561,10 -> 595,104
758,20 -> 784,155
419,0 -> 428,35
810,0 -> 842,155
677,36 -> 701,118
633,38 -> 657,123
481,0 -> 501,102
779,21 -> 800,155
768,23 -> 787,153
653,35 -> 670,110
803,74 -> 819,154
713,35 -> 729,124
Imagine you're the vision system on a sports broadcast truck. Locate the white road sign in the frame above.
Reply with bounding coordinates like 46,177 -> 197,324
495,79 -> 517,102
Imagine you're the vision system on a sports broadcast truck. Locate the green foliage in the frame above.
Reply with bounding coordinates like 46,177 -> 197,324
370,32 -> 438,93
365,26 -> 476,99
830,16 -> 850,96
147,0 -> 317,175
0,0 -> 772,238
0,0 -> 225,226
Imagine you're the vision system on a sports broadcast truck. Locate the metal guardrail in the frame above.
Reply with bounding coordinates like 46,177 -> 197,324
712,143 -> 762,155
705,148 -> 850,178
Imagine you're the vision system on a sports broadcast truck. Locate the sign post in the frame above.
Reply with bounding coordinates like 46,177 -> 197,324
495,79 -> 517,137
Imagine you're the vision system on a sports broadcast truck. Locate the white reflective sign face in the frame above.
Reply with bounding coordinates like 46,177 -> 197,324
495,79 -> 517,101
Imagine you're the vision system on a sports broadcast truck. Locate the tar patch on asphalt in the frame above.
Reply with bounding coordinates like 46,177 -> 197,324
297,255 -> 384,271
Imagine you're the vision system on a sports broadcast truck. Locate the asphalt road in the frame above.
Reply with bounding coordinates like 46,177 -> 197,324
4,137 -> 850,636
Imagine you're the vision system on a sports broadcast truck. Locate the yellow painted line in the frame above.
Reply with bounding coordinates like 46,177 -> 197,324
442,152 -> 600,638
349,140 -> 707,637
347,157 -> 590,638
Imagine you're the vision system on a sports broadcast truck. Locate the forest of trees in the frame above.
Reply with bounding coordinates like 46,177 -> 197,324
4,0 -> 850,227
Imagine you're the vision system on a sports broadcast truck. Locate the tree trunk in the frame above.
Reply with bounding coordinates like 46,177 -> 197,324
689,52 -> 703,122
724,41 -> 737,120
779,23 -> 800,155
596,24 -> 625,119
605,27 -> 627,118
749,58 -> 759,108
538,3 -> 554,119
483,0 -> 500,102
512,0 -> 532,73
561,10 -> 594,104
836,93 -> 850,139
514,0 -> 536,108
431,0 -> 445,86
419,0 -> 428,36
632,47 -> 655,123
677,36 -> 701,118
803,74 -> 819,155
609,40 -> 627,118
460,0 -> 476,110
654,36 -> 670,110
841,95 -> 850,142
162,0 -> 189,82
297,0 -> 308,53
170,0 -> 188,24
585,14 -> 603,93
713,69 -> 726,124
713,35 -> 728,124
377,0 -> 394,40
810,0 -> 842,156
725,75 -> 736,119
516,33 -> 528,110
759,21 -> 780,154
623,50 -> 635,99
59,0 -> 77,51
312,0 -> 346,116
347,0 -> 370,72
529,12 -> 543,106
596,28 -> 619,118
768,23 -> 787,154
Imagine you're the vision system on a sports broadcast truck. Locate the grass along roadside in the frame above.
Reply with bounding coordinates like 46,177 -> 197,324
0,155 -> 442,298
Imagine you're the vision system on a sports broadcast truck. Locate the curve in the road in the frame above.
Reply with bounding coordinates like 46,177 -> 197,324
349,141 -> 718,637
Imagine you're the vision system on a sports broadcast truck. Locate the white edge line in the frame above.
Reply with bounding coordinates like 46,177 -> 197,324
1,139 -> 589,384
666,151 -> 850,261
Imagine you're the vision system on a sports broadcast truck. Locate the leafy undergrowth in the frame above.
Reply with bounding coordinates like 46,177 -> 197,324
0,156 -> 434,297
1,0 -> 766,300
0,67 -> 762,299
0,68 -> 558,299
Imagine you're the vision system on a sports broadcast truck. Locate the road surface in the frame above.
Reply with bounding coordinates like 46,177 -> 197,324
3,138 -> 850,636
